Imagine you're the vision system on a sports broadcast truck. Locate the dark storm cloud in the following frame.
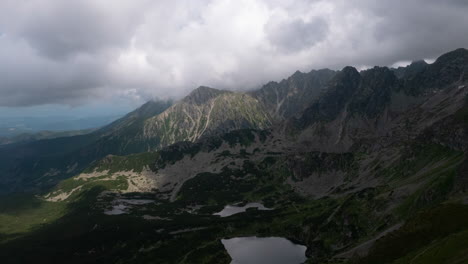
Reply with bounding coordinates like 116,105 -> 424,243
0,0 -> 467,107
1,1 -> 143,60
19,4 -> 129,59
364,0 -> 468,65
266,17 -> 328,52
0,37 -> 107,106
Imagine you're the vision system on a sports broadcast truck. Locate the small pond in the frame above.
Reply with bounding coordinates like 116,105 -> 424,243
104,204 -> 128,215
221,236 -> 307,264
103,199 -> 155,215
213,203 -> 272,217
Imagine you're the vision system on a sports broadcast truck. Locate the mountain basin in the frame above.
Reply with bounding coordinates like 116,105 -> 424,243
213,202 -> 272,217
221,236 -> 307,264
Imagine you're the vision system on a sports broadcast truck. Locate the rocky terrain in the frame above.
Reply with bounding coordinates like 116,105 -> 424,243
0,48 -> 467,263
0,67 -> 338,194
143,86 -> 272,145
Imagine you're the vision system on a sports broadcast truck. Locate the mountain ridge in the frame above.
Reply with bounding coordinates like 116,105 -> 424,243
1,48 -> 467,194
1,48 -> 468,264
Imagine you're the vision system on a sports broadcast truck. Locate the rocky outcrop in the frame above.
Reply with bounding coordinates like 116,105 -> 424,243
252,69 -> 336,120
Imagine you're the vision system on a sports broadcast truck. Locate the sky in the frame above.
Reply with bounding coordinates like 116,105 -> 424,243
0,0 -> 467,116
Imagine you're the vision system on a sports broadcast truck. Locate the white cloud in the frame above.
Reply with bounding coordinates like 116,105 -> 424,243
390,61 -> 412,69
0,0 -> 467,106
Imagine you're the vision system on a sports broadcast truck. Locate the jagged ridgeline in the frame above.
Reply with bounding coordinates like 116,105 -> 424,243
0,68 -> 336,194
0,48 -> 467,264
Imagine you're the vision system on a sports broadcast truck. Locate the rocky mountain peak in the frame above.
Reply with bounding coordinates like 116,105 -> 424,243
434,48 -> 468,65
402,48 -> 468,95
251,68 -> 336,120
331,66 -> 361,91
290,70 -> 304,78
294,66 -> 361,128
359,66 -> 397,86
183,86 -> 227,105
410,60 -> 428,67
393,60 -> 428,79
349,66 -> 397,117
340,66 -> 360,78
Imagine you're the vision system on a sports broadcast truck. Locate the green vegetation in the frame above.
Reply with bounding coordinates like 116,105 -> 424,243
357,204 -> 468,264
391,229 -> 468,264
0,100 -> 172,195
57,175 -> 128,194
378,143 -> 464,218
179,240 -> 231,263
285,152 -> 358,181
0,194 -> 66,237
383,143 -> 462,182
85,152 -> 159,173
221,129 -> 269,147
1,139 -> 464,264
0,173 -> 131,240
177,158 -> 291,206
0,150 -> 467,263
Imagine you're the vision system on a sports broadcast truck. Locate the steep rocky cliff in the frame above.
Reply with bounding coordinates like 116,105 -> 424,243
252,69 -> 336,120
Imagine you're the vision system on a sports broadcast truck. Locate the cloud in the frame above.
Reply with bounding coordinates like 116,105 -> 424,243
0,34 -> 108,106
266,17 -> 328,52
0,0 -> 467,107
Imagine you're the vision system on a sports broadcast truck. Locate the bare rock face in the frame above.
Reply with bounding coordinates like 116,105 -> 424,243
401,48 -> 468,95
252,69 -> 336,120
392,60 -> 428,79
280,49 -> 468,154
143,86 -> 272,146
182,86 -> 226,105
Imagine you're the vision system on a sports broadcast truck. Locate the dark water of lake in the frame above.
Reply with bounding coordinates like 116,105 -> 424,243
213,203 -> 272,217
221,236 -> 307,264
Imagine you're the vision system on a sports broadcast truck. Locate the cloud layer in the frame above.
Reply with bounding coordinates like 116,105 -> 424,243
0,0 -> 467,106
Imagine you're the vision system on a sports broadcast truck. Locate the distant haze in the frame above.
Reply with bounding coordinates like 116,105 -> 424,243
0,0 -> 467,109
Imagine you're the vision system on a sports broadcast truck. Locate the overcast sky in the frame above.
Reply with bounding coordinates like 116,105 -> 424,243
0,0 -> 467,111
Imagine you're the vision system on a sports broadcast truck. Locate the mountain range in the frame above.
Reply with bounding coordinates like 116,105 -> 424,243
0,66 -> 336,193
0,48 -> 467,264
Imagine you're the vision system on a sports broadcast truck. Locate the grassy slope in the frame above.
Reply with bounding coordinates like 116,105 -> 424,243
356,204 -> 468,264
0,194 -> 66,237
